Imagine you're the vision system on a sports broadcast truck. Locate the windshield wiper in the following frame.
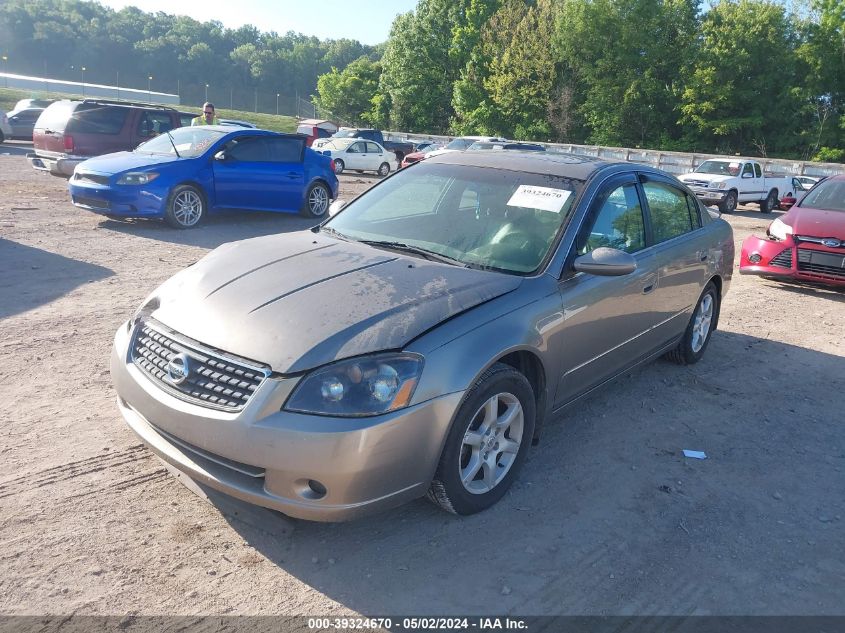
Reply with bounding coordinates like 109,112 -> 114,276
318,225 -> 350,241
165,131 -> 181,158
358,240 -> 469,267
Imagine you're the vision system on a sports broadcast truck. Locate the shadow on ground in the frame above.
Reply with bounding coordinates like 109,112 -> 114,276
176,331 -> 844,616
0,238 -> 114,318
95,210 -> 320,250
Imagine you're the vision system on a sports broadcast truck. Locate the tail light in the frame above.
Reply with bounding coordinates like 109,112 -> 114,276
64,134 -> 74,152
329,157 -> 336,173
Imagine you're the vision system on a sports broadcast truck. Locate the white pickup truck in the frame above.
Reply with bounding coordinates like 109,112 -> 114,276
678,159 -> 797,214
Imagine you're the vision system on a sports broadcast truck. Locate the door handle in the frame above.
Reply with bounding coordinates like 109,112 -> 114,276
697,250 -> 708,262
642,284 -> 655,294
286,172 -> 299,179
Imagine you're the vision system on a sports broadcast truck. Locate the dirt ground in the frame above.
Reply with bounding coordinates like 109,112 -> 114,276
0,140 -> 843,618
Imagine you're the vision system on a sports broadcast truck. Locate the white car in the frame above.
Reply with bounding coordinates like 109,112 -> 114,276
0,111 -> 12,143
425,136 -> 507,159
795,175 -> 821,189
316,138 -> 398,176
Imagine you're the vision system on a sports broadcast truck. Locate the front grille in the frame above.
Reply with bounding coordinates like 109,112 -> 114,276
795,235 -> 845,251
131,320 -> 269,411
770,248 -> 793,268
797,248 -> 845,281
75,172 -> 110,185
684,179 -> 711,188
73,195 -> 110,210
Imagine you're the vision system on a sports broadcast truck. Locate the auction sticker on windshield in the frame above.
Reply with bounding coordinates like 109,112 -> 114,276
507,185 -> 572,213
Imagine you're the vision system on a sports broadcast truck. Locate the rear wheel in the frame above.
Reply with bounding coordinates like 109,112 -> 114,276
718,191 -> 737,214
427,363 -> 535,515
300,181 -> 330,218
333,159 -> 345,174
378,162 -> 391,177
665,282 -> 719,365
165,184 -> 205,229
759,189 -> 778,214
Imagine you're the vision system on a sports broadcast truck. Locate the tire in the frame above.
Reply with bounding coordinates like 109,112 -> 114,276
377,162 -> 391,177
665,281 -> 719,365
164,184 -> 205,229
427,363 -> 536,515
718,191 -> 737,214
333,158 -> 345,174
759,189 -> 778,214
300,181 -> 330,218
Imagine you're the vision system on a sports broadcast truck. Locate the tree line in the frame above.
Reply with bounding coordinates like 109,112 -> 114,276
0,0 -> 380,114
1,0 -> 841,161
317,0 -> 844,162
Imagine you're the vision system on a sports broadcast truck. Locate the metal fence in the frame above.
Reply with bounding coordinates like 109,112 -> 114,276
384,131 -> 845,178
1,72 -> 179,105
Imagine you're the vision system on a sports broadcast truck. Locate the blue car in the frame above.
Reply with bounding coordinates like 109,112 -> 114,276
67,126 -> 339,228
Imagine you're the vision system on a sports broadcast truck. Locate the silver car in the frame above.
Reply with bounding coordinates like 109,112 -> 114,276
111,152 -> 734,521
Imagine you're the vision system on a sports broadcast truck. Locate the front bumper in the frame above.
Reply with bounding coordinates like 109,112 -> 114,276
68,180 -> 168,218
739,235 -> 845,287
27,152 -> 83,177
110,324 -> 464,521
687,187 -> 727,204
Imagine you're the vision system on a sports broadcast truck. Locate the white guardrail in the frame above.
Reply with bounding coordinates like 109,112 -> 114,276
384,131 -> 845,178
1,72 -> 179,106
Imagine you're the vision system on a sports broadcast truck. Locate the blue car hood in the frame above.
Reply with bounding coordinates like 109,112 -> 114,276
78,151 -> 183,174
151,231 -> 522,373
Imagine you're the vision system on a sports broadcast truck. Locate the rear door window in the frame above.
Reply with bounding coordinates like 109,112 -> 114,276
67,105 -> 128,135
642,181 -> 696,244
266,137 -> 304,162
34,102 -> 75,132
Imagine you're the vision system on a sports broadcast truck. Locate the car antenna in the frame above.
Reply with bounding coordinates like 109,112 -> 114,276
165,130 -> 181,158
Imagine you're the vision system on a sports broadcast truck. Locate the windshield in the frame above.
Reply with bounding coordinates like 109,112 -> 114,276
444,138 -> 476,151
324,162 -> 582,274
798,178 -> 845,212
694,160 -> 741,176
320,139 -> 355,151
135,127 -> 226,157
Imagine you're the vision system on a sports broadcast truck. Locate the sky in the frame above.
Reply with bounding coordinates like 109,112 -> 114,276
96,0 -> 420,46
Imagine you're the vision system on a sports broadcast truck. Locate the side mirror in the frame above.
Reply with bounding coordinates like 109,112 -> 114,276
741,172 -> 753,179
328,200 -> 347,217
573,247 -> 637,276
214,150 -> 228,161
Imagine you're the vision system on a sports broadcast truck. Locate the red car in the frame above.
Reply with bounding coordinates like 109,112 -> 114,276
740,174 -> 845,287
401,143 -> 443,168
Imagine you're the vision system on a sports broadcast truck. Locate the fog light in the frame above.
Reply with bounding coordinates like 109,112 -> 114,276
294,478 -> 328,500
748,253 -> 762,264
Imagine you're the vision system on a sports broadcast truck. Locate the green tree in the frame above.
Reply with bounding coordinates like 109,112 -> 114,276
558,0 -> 699,147
484,0 -> 557,139
681,0 -> 802,155
315,56 -> 382,124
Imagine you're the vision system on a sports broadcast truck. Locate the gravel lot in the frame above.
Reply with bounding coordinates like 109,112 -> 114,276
1,140 -> 843,617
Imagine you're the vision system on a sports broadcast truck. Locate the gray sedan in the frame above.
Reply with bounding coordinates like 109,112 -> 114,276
111,152 -> 734,521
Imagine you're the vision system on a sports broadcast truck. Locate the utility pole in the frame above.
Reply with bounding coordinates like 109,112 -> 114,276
254,88 -> 257,113
148,76 -> 153,103
81,66 -> 86,96
276,93 -> 279,115
116,70 -> 120,100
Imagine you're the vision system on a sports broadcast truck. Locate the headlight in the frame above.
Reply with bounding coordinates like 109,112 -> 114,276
285,353 -> 424,417
126,295 -> 160,332
710,182 -> 726,189
767,218 -> 793,241
117,172 -> 159,185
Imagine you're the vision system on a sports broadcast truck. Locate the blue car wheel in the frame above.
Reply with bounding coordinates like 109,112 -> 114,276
301,182 -> 330,218
165,184 -> 205,229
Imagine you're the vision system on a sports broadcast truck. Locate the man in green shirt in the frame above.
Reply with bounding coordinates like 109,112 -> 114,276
192,102 -> 220,126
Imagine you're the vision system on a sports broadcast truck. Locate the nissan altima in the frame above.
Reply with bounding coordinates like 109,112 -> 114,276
111,152 -> 734,521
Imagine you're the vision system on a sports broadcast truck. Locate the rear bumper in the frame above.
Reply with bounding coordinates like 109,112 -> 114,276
26,152 -> 82,177
739,235 -> 845,287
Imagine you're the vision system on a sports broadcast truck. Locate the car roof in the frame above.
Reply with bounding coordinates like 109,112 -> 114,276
426,150 -> 650,181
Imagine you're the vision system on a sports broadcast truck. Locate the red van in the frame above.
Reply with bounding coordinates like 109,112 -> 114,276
27,99 -> 192,177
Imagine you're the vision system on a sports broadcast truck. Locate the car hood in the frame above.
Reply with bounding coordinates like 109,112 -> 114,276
77,151 -> 182,174
678,173 -> 731,185
783,207 -> 845,238
151,232 -> 522,374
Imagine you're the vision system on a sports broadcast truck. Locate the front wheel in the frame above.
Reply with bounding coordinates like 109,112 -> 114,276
759,189 -> 778,214
427,363 -> 535,515
165,184 -> 205,229
300,182 -> 330,218
665,282 -> 719,365
718,191 -> 737,214
377,162 -> 391,177
333,158 -> 345,174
